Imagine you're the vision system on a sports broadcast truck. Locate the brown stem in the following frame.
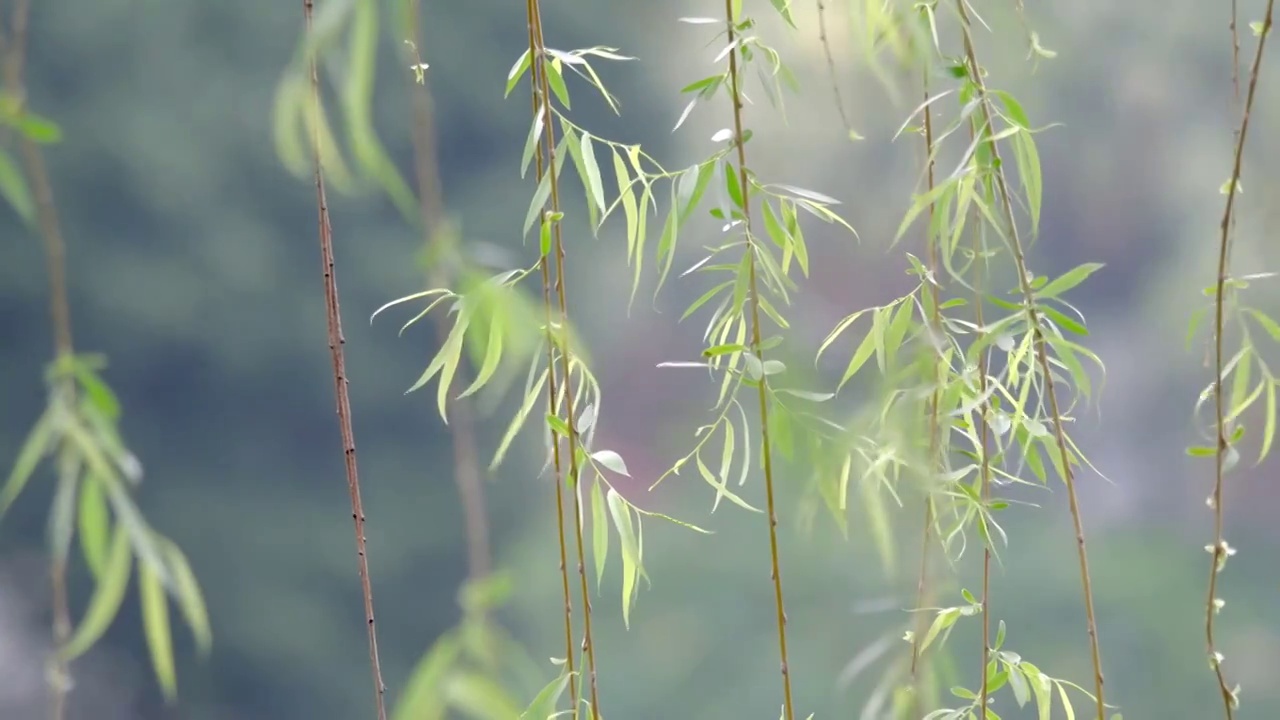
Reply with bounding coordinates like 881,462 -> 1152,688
301,2 -> 387,718
814,0 -> 851,132
526,6 -> 602,714
1207,3 -> 1273,717
523,4 -> 583,715
1231,0 -> 1241,103
47,557 -> 71,720
1,3 -> 75,717
722,3 -> 795,717
953,2 -> 1106,716
402,0 -> 491,584
907,62 -> 941,718
906,500 -> 933,702
971,154 -> 993,719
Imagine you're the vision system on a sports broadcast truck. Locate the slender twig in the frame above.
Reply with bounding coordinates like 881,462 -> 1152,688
522,3 -> 588,716
1223,0 -> 1242,329
907,63 -> 940,718
1207,4 -> 1274,717
952,1 -> 1106,717
1,2 -> 75,716
526,6 -> 603,714
301,2 -> 387,717
814,0 -> 852,133
1231,0 -> 1241,103
970,122 -> 994,718
403,0 -> 492,584
722,2 -> 795,717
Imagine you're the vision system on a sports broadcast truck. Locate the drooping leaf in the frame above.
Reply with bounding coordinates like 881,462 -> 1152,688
61,525 -> 132,661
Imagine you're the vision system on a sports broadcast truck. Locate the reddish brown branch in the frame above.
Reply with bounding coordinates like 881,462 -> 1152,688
301,2 -> 388,718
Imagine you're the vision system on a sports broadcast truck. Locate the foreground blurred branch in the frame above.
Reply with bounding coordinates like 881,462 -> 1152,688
1,0 -> 76,716
403,2 -> 492,584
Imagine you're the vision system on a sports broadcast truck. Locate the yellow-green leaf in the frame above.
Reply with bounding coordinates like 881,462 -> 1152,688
61,525 -> 132,660
139,559 -> 177,702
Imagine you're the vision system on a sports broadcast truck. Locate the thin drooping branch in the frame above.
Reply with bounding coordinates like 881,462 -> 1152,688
907,64 -> 940,717
1,1 -> 74,716
1206,4 -> 1273,717
523,2 -> 584,715
722,2 -> 795,717
970,140 -> 994,719
814,0 -> 852,133
301,2 -> 387,718
403,0 -> 492,584
1231,0 -> 1241,102
953,1 -> 1106,717
526,4 -> 603,714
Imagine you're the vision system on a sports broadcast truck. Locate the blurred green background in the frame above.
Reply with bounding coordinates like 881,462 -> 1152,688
1,0 -> 1278,718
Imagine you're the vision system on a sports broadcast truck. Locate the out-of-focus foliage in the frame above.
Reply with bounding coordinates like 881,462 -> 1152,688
0,0 -> 1278,719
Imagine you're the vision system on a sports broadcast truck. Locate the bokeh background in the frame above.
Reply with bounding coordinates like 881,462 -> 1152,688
2,0 -> 1279,718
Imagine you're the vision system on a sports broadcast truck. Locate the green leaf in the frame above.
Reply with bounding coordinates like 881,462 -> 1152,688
458,310 -> 505,400
0,148 -> 33,224
157,536 -> 212,656
1039,305 -> 1088,336
139,558 -> 178,702
1261,380 -> 1277,464
544,58 -> 571,108
520,113 -> 544,179
0,408 -> 54,521
839,323 -> 878,389
445,672 -> 522,719
1008,663 -> 1031,706
60,524 -> 132,661
1037,263 -> 1104,300
591,480 -> 609,586
505,50 -> 533,98
591,450 -> 630,476
607,489 -> 640,628
919,607 -> 960,654
491,368 -> 548,471
724,160 -> 745,210
14,111 -> 63,143
519,669 -> 573,720
580,133 -> 606,213
48,460 -> 80,566
768,0 -> 797,26
393,632 -> 461,720
79,474 -> 111,578
546,413 -> 572,438
522,175 -> 552,238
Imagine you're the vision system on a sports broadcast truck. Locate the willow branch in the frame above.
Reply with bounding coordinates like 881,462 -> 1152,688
302,2 -> 387,717
523,2 -> 586,714
403,0 -> 492,584
907,63 -> 940,718
953,1 -> 1105,716
2,1 -> 75,716
1206,4 -> 1273,717
722,2 -> 796,717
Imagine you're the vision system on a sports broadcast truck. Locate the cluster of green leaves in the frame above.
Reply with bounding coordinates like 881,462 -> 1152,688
2,354 -> 211,701
1187,273 -> 1280,471
0,91 -> 61,223
1189,5 -> 1276,715
371,17 -> 735,715
644,10 -> 858,521
811,3 -> 1116,718
916,592 -> 1107,720
393,573 -> 546,720
273,2 -> 563,714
